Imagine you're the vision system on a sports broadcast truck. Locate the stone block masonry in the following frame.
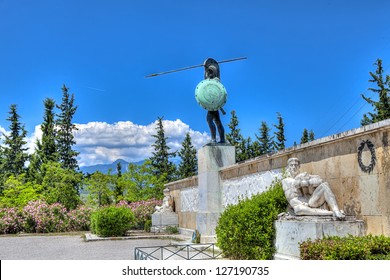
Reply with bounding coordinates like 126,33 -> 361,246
166,119 -> 390,237
196,144 -> 235,243
274,217 -> 365,259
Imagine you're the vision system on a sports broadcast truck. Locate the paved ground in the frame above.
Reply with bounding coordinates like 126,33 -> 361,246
0,233 -> 177,260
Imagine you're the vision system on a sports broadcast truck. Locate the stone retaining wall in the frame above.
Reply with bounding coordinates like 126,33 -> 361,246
166,119 -> 390,236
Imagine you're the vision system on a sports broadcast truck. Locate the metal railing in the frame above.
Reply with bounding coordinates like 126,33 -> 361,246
134,243 -> 222,260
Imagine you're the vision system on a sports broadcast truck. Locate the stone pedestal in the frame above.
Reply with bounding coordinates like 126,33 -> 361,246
196,144 -> 235,243
151,212 -> 179,233
274,216 -> 365,259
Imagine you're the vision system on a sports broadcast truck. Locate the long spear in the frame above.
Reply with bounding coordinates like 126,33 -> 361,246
145,57 -> 247,78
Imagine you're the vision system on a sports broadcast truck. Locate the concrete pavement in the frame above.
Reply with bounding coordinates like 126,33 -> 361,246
0,233 -> 179,260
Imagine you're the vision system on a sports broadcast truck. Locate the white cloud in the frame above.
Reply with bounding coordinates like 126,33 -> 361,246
1,124 -> 41,155
26,125 -> 42,154
74,119 -> 209,167
1,119 -> 210,167
0,126 -> 6,142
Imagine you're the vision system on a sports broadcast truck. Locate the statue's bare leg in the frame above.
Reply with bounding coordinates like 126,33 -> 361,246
207,111 -> 217,142
213,112 -> 225,143
294,204 -> 333,216
309,183 -> 345,220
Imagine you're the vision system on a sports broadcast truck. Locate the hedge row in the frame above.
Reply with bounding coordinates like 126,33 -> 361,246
300,234 -> 390,260
0,198 -> 161,235
0,200 -> 92,234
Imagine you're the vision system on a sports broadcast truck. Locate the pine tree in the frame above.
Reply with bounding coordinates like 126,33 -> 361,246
273,112 -> 286,151
256,121 -> 274,155
56,85 -> 79,170
249,137 -> 261,158
1,104 -> 29,178
40,98 -> 58,162
238,136 -> 258,160
28,98 -> 58,181
177,132 -> 197,179
226,110 -> 249,162
361,58 -> 390,126
149,117 -> 176,182
309,129 -> 315,142
226,110 -> 242,147
300,128 -> 309,144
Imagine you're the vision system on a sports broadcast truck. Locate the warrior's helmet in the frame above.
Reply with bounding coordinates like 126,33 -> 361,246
196,58 -> 226,111
203,58 -> 220,80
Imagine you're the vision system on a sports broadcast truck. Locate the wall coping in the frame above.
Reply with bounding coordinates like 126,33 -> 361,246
166,119 -> 390,188
166,175 -> 198,191
220,119 -> 390,175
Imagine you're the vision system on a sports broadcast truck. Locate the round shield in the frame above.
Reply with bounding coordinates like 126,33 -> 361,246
195,79 -> 227,111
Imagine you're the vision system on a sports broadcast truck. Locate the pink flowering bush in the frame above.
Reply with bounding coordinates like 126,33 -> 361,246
67,205 -> 93,231
0,200 -> 93,234
117,198 -> 162,229
0,207 -> 24,234
22,200 -> 69,233
0,198 -> 162,234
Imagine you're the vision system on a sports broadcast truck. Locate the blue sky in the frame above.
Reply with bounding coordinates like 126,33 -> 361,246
1,0 -> 390,166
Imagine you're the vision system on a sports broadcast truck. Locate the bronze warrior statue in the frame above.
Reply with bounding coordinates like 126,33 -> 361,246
146,56 -> 247,144
202,58 -> 226,144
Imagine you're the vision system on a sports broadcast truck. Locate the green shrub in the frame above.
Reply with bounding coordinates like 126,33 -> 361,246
300,234 -> 390,260
166,225 -> 179,234
0,175 -> 43,208
144,219 -> 152,232
116,199 -> 162,230
216,179 -> 288,259
90,211 -> 98,234
90,206 -> 135,237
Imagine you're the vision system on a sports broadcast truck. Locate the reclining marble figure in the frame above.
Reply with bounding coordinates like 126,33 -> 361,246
154,188 -> 174,213
282,158 -> 345,220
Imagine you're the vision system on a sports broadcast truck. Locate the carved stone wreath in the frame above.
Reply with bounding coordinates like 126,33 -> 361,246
357,140 -> 376,173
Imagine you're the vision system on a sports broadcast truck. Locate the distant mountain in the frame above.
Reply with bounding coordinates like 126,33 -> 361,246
80,159 -> 144,175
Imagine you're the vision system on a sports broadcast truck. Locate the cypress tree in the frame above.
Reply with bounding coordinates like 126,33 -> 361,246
273,112 -> 286,151
114,161 -> 124,202
177,132 -> 197,179
116,161 -> 122,177
56,85 -> 79,170
361,58 -> 390,125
